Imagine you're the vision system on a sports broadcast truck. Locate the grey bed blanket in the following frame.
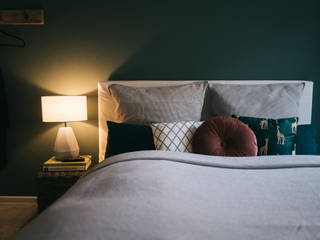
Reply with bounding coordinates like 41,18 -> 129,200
13,151 -> 320,240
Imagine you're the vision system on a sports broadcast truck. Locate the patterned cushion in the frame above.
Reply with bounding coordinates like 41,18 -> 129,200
232,115 -> 298,155
150,121 -> 202,152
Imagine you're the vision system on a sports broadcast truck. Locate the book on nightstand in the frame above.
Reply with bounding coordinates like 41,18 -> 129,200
42,155 -> 92,172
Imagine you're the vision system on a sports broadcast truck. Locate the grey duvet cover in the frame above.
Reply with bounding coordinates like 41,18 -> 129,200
13,151 -> 320,240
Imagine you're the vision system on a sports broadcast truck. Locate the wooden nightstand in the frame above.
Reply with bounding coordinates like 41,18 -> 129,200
36,155 -> 97,212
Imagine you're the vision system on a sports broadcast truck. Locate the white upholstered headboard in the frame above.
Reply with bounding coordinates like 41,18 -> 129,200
98,80 -> 313,162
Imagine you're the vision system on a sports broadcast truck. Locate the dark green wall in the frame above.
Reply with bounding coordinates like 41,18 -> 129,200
0,0 -> 319,195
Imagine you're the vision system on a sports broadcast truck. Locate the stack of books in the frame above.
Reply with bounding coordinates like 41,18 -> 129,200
42,155 -> 92,172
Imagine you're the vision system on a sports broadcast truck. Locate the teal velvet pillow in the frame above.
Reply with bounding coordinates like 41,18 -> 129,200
106,121 -> 155,158
232,115 -> 298,155
296,124 -> 319,155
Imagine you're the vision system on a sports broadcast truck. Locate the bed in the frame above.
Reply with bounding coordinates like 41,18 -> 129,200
13,80 -> 320,240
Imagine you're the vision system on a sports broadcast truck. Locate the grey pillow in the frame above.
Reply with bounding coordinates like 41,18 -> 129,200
208,83 -> 305,119
109,82 -> 208,124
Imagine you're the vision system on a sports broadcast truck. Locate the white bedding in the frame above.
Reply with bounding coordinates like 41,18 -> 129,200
13,151 -> 320,240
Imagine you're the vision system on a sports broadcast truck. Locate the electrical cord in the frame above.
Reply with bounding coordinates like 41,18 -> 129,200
0,29 -> 26,47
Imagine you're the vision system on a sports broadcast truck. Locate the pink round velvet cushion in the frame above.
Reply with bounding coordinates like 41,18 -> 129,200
192,116 -> 258,157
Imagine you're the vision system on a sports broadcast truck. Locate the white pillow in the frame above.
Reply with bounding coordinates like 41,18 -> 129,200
150,121 -> 202,152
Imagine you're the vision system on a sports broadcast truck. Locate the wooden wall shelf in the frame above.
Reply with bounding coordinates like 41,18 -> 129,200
0,10 -> 44,25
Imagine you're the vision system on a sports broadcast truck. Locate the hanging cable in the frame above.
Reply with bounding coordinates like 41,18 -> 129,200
0,29 -> 26,47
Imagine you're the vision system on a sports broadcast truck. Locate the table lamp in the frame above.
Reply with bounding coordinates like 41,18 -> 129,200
41,96 -> 87,160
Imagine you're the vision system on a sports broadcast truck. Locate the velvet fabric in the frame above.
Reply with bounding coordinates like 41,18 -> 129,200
233,115 -> 298,156
296,124 -> 319,155
192,117 -> 257,156
105,121 -> 155,158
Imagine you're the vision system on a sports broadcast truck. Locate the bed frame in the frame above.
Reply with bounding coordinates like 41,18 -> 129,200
98,80 -> 313,162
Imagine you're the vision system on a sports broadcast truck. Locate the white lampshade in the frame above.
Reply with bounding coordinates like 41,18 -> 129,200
41,96 -> 87,122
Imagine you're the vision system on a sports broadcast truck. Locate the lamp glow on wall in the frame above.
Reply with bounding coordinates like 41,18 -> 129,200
41,96 -> 87,160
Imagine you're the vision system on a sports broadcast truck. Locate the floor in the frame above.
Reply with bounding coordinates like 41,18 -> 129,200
0,202 -> 37,240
